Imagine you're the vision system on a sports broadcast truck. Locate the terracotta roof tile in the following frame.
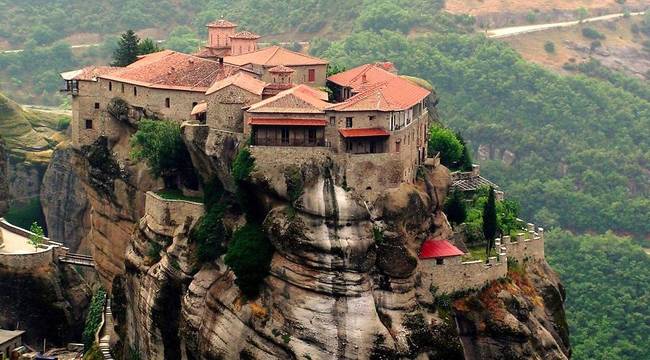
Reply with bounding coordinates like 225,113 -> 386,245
206,72 -> 267,96
338,128 -> 390,138
231,31 -> 261,40
207,19 -> 237,28
419,239 -> 464,259
327,63 -> 397,92
224,46 -> 328,67
61,66 -> 120,81
328,76 -> 430,112
269,64 -> 295,73
195,47 -> 231,58
248,118 -> 327,126
99,50 -> 240,92
248,84 -> 330,114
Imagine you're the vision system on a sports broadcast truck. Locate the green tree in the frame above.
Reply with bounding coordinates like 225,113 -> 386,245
455,132 -> 473,171
130,119 -> 191,187
429,126 -> 463,168
444,189 -> 467,225
28,222 -> 44,251
482,187 -> 497,258
224,224 -> 274,297
544,41 -> 556,53
138,38 -> 161,55
112,30 -> 140,66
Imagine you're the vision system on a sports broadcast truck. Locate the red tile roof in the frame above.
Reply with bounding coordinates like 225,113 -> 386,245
419,239 -> 464,260
99,50 -> 240,92
224,46 -> 328,67
338,128 -> 390,138
61,66 -> 120,81
207,19 -> 237,28
206,72 -> 267,96
269,65 -> 295,74
248,84 -> 330,114
327,63 -> 398,93
328,76 -> 430,112
231,31 -> 260,40
195,46 -> 231,58
248,118 -> 327,126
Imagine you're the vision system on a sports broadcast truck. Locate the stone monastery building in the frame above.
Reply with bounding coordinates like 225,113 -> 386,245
61,19 -> 434,183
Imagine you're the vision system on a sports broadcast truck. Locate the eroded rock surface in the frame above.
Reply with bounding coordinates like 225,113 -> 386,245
0,138 -> 8,215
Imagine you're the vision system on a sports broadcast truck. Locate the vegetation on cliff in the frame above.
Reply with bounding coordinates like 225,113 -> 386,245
225,223 -> 274,298
82,287 -> 106,351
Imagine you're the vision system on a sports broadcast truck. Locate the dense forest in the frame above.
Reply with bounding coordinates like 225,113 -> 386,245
546,230 -> 650,360
0,1 -> 648,359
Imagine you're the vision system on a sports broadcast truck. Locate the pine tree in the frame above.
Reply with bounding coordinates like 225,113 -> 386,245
456,132 -> 474,171
483,186 -> 497,258
444,189 -> 467,225
112,30 -> 140,67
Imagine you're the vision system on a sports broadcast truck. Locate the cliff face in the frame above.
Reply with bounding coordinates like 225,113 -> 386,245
0,261 -> 91,346
41,146 -> 90,252
106,127 -> 570,360
0,138 -> 8,216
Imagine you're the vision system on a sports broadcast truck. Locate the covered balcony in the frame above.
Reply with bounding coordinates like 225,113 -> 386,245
339,128 -> 390,154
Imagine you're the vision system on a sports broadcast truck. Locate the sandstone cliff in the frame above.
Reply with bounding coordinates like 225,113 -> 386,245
0,261 -> 91,346
0,138 -> 8,216
103,126 -> 570,360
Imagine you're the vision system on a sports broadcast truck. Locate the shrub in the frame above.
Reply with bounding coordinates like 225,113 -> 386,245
482,187 -> 497,257
224,224 -> 274,298
83,288 -> 106,351
544,41 -> 555,53
444,190 -> 467,225
232,146 -> 254,183
56,116 -> 71,130
582,27 -> 605,40
455,132 -> 473,171
190,203 -> 226,264
147,241 -> 163,263
428,126 -> 463,168
590,40 -> 602,51
130,119 -> 191,187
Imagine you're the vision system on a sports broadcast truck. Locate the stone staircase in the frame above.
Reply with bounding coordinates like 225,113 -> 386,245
98,298 -> 114,360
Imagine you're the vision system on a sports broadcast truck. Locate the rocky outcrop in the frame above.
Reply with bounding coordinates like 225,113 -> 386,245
0,262 -> 91,346
41,145 -> 90,252
0,138 -> 8,216
7,156 -> 47,207
455,261 -> 571,359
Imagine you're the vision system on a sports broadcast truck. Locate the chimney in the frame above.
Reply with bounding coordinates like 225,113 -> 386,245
362,73 -> 368,83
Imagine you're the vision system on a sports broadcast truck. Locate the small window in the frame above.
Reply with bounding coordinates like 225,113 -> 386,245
436,258 -> 444,265
109,82 -> 112,91
395,141 -> 400,153
85,119 -> 93,129
192,102 -> 198,108
133,86 -> 138,96
345,117 -> 353,128
121,83 -> 125,93
94,102 -> 100,109
308,69 -> 316,82
369,115 -> 375,122
165,98 -> 170,108
329,116 -> 336,126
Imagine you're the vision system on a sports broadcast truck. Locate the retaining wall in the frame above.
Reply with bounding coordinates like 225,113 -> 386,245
144,192 -> 205,237
0,218 -> 60,271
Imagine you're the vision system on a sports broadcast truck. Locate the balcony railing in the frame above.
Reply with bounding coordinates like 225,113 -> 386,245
253,138 -> 326,147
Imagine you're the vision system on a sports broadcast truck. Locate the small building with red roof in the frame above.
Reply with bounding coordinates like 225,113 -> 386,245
419,239 -> 465,265
204,72 -> 267,131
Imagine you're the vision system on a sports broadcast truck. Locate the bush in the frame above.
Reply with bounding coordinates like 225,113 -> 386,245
428,126 -> 463,168
83,288 -> 106,351
590,40 -> 602,51
130,119 -> 192,186
544,41 -> 555,53
190,203 -> 226,264
224,224 -> 274,298
232,146 -> 255,183
582,27 -> 605,40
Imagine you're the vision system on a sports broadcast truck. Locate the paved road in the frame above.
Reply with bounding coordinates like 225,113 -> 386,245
487,11 -> 646,38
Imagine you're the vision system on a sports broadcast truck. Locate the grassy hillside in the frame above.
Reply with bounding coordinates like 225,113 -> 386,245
0,93 -> 69,162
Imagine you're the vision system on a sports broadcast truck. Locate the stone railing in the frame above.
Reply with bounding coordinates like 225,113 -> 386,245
0,218 -> 65,271
144,191 -> 205,237
499,223 -> 545,263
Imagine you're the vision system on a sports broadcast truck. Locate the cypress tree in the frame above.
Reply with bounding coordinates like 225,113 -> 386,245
444,189 -> 467,225
483,186 -> 497,258
112,30 -> 140,66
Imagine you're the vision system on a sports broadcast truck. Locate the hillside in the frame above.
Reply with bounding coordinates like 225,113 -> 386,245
504,15 -> 650,78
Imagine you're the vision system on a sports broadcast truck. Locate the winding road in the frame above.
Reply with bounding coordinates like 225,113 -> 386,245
487,11 -> 646,38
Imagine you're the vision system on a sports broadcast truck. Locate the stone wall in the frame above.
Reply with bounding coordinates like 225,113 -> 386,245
418,223 -> 545,295
257,64 -> 328,88
0,248 -> 54,272
143,191 -> 205,237
207,84 -> 261,132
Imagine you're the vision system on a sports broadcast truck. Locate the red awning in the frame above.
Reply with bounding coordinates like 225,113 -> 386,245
338,128 -> 390,138
249,118 -> 327,126
419,239 -> 464,260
